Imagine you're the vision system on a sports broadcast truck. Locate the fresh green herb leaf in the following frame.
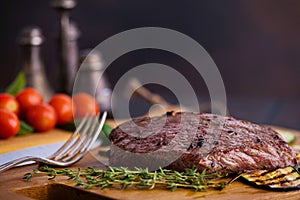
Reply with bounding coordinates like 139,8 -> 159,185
102,123 -> 113,138
57,117 -> 113,137
5,71 -> 26,96
56,120 -> 76,132
23,172 -> 33,181
24,165 -> 227,192
58,120 -> 113,143
17,120 -> 34,136
97,123 -> 113,146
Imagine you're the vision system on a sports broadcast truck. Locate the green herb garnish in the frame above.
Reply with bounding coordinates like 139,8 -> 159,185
5,71 -> 26,96
23,165 -> 226,191
58,119 -> 113,138
17,120 -> 34,136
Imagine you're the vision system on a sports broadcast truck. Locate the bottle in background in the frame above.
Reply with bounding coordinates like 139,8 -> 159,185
18,26 -> 53,100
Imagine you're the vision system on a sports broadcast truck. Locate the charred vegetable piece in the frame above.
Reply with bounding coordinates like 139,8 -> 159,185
292,145 -> 300,151
242,166 -> 300,190
277,130 -> 296,144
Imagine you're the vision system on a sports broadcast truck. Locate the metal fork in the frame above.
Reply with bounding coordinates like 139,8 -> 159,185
0,112 -> 107,173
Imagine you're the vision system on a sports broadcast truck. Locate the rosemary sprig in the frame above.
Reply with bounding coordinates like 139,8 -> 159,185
23,165 -> 227,192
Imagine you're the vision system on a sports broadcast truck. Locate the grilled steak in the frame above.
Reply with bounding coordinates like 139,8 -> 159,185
109,112 -> 297,175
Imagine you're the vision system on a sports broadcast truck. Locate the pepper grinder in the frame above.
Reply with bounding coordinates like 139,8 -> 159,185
19,26 -> 53,101
52,0 -> 79,94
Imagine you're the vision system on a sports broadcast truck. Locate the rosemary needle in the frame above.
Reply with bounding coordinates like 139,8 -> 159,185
23,165 -> 227,192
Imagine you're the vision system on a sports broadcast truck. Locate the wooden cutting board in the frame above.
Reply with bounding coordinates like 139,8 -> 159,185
1,125 -> 300,200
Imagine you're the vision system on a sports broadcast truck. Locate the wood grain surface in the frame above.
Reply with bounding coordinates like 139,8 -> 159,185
0,129 -> 71,154
1,124 -> 300,200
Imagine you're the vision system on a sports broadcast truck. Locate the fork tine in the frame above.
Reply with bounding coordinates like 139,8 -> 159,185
70,114 -> 99,152
53,114 -> 95,160
0,112 -> 107,173
62,112 -> 107,163
83,111 -> 107,152
60,114 -> 99,161
48,113 -> 89,160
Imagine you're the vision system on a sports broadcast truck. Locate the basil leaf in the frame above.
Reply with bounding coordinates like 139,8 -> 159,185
5,71 -> 26,96
17,120 -> 34,136
102,123 -> 113,138
57,121 -> 76,132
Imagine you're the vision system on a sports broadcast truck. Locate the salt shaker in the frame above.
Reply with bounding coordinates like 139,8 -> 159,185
19,26 -> 53,100
76,49 -> 112,113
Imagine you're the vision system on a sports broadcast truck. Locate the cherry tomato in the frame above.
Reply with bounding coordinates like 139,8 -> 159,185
0,93 -> 19,115
73,93 -> 99,118
26,103 -> 57,132
16,88 -> 43,115
0,109 -> 20,139
49,94 -> 73,125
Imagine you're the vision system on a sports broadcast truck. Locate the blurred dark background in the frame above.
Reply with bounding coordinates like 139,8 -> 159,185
0,0 -> 300,129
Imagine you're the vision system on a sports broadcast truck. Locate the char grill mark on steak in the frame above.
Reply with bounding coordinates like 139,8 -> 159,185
109,112 -> 297,175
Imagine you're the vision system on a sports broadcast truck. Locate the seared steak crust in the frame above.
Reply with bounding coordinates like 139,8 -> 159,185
109,112 -> 297,175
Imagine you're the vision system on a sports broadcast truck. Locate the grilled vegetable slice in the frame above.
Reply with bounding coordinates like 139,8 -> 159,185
242,166 -> 300,190
277,130 -> 296,144
292,145 -> 300,151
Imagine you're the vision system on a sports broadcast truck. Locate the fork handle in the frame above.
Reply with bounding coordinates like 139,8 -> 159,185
0,156 -> 42,173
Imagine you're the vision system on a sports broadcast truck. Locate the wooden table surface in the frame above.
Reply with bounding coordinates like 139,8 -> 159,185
1,124 -> 300,199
